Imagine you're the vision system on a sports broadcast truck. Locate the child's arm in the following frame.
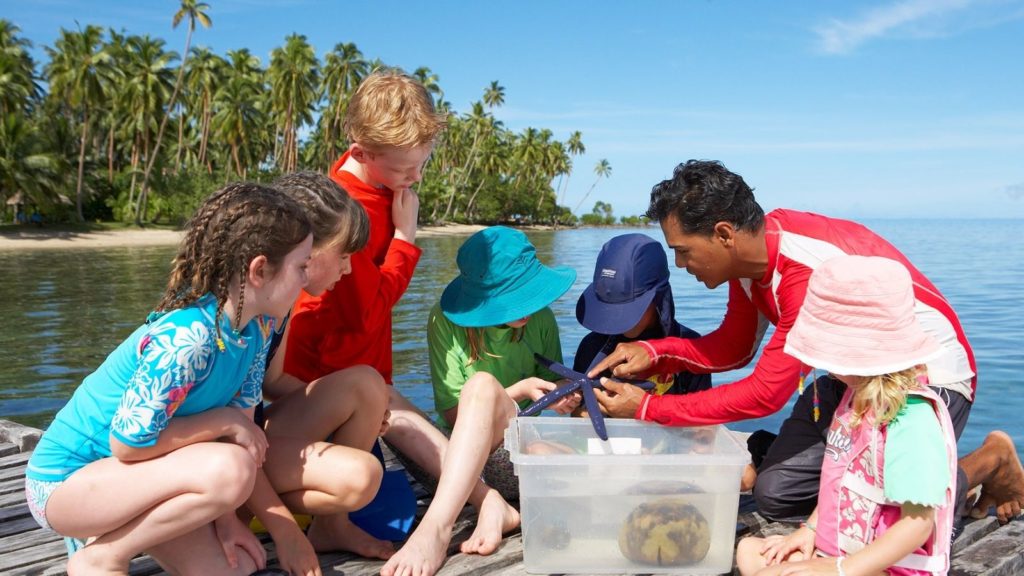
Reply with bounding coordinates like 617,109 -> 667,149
836,504 -> 935,576
767,504 -> 934,576
759,508 -> 818,565
244,467 -> 321,576
110,406 -> 267,464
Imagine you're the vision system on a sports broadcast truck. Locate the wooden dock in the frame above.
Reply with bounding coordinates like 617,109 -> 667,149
1,419 -> 1021,576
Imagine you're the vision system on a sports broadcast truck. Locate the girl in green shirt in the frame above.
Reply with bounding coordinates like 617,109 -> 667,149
382,226 -> 578,576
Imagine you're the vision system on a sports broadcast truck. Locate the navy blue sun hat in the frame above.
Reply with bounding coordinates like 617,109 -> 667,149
576,234 -> 674,336
441,226 -> 577,328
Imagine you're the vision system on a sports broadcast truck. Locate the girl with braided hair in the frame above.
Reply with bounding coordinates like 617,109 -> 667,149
25,182 -> 314,575
257,171 -> 398,562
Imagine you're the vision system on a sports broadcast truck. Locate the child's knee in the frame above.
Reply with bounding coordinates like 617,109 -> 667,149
460,371 -> 503,402
341,452 -> 384,508
352,365 -> 389,408
735,536 -> 765,575
199,444 -> 258,506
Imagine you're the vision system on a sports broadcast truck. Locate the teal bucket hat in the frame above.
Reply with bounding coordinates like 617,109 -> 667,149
441,226 -> 576,328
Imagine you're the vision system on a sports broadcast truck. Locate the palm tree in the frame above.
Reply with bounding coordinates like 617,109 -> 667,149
557,130 -> 584,207
45,25 -> 111,221
574,158 -> 612,213
320,42 -> 366,162
100,28 -> 131,184
269,33 -> 319,173
0,20 -> 42,116
0,112 -> 60,207
413,66 -> 444,106
483,80 -> 505,108
137,0 -> 210,224
122,35 -> 177,222
212,75 -> 263,178
185,46 -> 225,171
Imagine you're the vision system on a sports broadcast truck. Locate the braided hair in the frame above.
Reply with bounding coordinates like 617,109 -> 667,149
271,171 -> 370,254
156,182 -> 311,345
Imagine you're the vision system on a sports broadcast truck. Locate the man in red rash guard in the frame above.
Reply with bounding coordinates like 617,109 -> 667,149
592,160 -> 1024,525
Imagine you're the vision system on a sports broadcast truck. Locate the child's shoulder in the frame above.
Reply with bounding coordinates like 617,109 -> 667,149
144,298 -> 218,340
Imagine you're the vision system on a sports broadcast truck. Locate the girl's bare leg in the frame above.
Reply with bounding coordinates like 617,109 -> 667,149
48,443 -> 256,575
263,435 -> 392,558
735,536 -> 768,576
263,365 -> 393,558
381,372 -> 520,576
146,521 -> 259,576
264,365 -> 388,452
383,387 -> 499,511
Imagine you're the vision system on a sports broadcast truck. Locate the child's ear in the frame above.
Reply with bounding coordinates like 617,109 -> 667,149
247,255 -> 270,288
350,142 -> 370,163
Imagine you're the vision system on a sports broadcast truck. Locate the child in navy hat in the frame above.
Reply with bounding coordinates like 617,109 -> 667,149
574,233 -> 710,396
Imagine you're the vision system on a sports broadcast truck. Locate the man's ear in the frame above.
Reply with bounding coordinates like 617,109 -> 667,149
713,221 -> 737,247
247,255 -> 270,288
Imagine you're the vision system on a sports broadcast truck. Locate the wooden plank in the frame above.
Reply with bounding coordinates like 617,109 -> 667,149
0,489 -> 27,508
0,526 -> 61,554
953,517 -> 1000,555
0,476 -> 26,497
0,539 -> 66,572
951,520 -> 1024,576
0,420 -> 41,453
0,514 -> 41,538
0,503 -> 29,523
0,452 -> 31,470
0,464 -> 28,482
0,443 -> 18,458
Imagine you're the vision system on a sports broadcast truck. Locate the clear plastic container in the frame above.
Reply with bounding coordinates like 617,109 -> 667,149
506,417 -> 749,574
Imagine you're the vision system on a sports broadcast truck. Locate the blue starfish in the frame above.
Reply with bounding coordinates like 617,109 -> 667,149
520,353 -> 655,441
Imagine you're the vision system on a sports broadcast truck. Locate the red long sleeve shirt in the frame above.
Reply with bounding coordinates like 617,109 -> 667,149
637,209 -> 976,426
284,152 -> 422,384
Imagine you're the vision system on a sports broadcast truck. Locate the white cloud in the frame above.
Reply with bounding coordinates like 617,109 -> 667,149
815,0 -> 980,54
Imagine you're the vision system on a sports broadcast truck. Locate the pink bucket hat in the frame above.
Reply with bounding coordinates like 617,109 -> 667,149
784,255 -> 942,376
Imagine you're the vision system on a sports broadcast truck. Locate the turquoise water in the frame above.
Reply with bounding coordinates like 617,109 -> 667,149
0,221 -> 1021,457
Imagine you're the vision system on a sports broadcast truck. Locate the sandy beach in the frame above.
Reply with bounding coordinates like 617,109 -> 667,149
0,223 -> 493,251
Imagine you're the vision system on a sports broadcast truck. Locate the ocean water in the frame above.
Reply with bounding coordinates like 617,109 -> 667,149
0,220 -> 1021,457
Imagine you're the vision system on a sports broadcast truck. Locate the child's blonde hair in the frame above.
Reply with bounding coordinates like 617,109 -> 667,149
343,68 -> 447,150
848,366 -> 926,428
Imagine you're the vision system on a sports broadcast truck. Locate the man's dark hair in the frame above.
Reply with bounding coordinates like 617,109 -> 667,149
646,160 -> 764,235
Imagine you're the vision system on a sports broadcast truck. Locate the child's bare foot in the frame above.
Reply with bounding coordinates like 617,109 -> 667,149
66,543 -> 127,575
306,513 -> 395,559
460,489 -> 520,555
963,431 -> 1024,523
380,520 -> 451,576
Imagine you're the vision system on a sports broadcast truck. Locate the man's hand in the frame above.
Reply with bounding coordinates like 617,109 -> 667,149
593,379 -> 648,418
586,342 -> 654,379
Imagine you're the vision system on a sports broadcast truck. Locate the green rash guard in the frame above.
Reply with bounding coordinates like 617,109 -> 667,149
428,303 -> 563,429
883,396 -> 951,506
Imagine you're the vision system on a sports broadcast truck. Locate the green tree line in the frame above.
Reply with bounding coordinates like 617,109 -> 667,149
0,2 -> 615,226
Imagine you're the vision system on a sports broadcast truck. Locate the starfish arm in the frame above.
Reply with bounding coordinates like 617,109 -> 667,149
519,380 -> 581,416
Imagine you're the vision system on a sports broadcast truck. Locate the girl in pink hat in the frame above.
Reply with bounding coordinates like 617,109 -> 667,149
736,255 -> 958,576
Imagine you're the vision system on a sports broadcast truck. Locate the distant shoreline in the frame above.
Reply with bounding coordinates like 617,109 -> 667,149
0,223 -> 508,251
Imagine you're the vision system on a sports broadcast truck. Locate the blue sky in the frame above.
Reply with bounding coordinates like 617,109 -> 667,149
6,0 -> 1024,219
